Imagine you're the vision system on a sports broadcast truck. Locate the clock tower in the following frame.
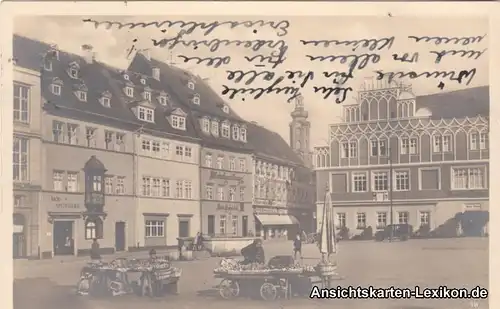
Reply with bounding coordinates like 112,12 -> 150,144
289,95 -> 312,168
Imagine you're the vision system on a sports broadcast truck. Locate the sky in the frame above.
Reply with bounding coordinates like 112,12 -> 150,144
14,16 -> 488,148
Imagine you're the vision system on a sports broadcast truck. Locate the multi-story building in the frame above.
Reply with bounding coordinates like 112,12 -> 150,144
314,81 -> 489,238
249,97 -> 316,239
12,42 -> 43,259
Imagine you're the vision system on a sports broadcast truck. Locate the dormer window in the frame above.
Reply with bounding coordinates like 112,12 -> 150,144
125,86 -> 134,97
171,115 -> 186,130
232,125 -> 240,140
211,120 -> 219,136
43,58 -> 52,71
143,91 -> 151,101
138,106 -> 154,123
240,127 -> 247,142
140,78 -> 146,85
69,67 -> 78,79
152,67 -> 160,81
187,80 -> 195,90
48,46 -> 59,60
221,121 -> 230,138
50,78 -> 63,96
222,105 -> 230,114
100,91 -> 112,108
159,95 -> 168,106
77,91 -> 87,102
201,118 -> 210,133
123,74 -> 130,80
192,94 -> 200,105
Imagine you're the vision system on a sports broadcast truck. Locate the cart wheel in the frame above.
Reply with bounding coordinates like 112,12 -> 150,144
76,278 -> 90,296
260,282 -> 278,301
219,279 -> 240,299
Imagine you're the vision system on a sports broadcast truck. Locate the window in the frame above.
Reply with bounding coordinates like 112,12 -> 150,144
356,213 -> 366,229
222,105 -> 230,114
105,176 -> 114,194
52,121 -> 64,142
125,86 -> 134,97
394,170 -> 410,191
419,211 -> 430,227
69,67 -> 78,79
211,121 -> 219,136
159,96 -> 168,106
401,138 -> 409,155
376,212 -> 387,229
85,127 -> 97,148
53,171 -> 64,191
443,135 -> 451,152
140,78 -> 146,85
85,218 -> 103,240
187,81 -> 195,90
217,156 -> 224,169
372,171 -> 388,192
337,213 -> 346,228
172,115 -> 186,130
13,137 -> 28,182
115,133 -> 125,152
116,177 -> 125,194
67,172 -> 79,192
142,177 -> 151,196
77,91 -> 87,102
192,94 -> 200,105
229,187 -> 236,201
67,124 -> 79,145
370,140 -> 378,156
123,74 -> 130,80
184,180 -> 192,199
231,215 -> 238,235
352,172 -> 367,192
13,84 -> 30,123
217,186 -> 225,201
205,154 -> 212,167
143,91 -> 151,101
239,158 -> 246,172
184,147 -> 192,160
480,133 -> 488,150
229,157 -> 236,171
221,122 -> 230,138
452,167 -> 486,190
176,180 -> 184,198
470,133 -> 478,150
44,58 -> 52,71
206,185 -> 214,199
138,106 -> 154,122
161,179 -> 170,197
105,131 -> 113,150
161,142 -> 170,158
208,215 -> 215,235
232,125 -> 240,140
378,140 -> 387,156
152,178 -> 161,197
202,118 -> 210,133
433,135 -> 451,153
175,145 -> 184,160
145,220 -> 165,237
152,141 -> 160,155
51,84 -> 61,96
239,187 -> 245,201
409,138 -> 418,154
219,215 -> 227,234
398,211 -> 409,224
240,127 -> 247,142
142,139 -> 151,152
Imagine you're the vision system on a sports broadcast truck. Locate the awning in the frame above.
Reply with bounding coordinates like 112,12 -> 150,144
255,214 -> 299,226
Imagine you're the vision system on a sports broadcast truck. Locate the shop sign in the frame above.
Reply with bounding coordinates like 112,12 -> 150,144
210,170 -> 244,182
217,202 -> 244,212
50,195 -> 82,210
254,206 -> 288,215
254,198 -> 279,206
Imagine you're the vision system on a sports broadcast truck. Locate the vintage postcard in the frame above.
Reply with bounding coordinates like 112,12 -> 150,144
0,2 -> 496,309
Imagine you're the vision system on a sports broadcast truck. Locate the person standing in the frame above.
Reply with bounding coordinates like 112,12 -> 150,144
293,234 -> 302,260
90,238 -> 101,262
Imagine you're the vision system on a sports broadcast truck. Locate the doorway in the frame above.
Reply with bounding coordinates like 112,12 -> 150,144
115,222 -> 126,252
53,221 -> 74,256
242,216 -> 248,237
13,213 -> 26,259
179,219 -> 190,238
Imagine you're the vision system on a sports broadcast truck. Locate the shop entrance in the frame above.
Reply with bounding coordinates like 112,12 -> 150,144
53,220 -> 74,256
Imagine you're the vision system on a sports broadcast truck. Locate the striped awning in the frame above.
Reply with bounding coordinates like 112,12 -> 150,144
255,214 -> 299,226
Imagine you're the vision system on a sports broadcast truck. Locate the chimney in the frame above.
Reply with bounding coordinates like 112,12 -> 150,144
81,44 -> 95,64
152,67 -> 160,81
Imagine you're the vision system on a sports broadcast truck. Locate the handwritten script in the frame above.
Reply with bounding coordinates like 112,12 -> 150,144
82,18 -> 487,104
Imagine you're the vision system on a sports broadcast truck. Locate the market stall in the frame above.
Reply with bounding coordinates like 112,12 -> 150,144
77,257 -> 182,297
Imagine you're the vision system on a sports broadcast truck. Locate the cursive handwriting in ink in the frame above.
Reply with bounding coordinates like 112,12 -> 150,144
392,52 -> 419,63
407,34 -> 487,46
429,49 -> 487,64
226,70 -> 276,85
313,86 -> 353,104
244,45 -> 288,69
375,68 -> 477,86
306,53 -> 380,77
283,70 -> 314,88
300,36 -> 395,52
152,30 -> 287,53
323,71 -> 354,84
222,75 -> 302,103
82,18 -> 290,37
177,55 -> 231,68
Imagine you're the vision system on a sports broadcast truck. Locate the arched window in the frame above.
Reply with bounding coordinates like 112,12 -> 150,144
85,218 -> 103,240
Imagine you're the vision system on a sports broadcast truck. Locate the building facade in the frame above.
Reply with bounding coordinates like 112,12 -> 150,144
314,82 -> 489,238
13,61 -> 43,259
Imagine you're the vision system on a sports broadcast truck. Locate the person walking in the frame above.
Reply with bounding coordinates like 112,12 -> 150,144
293,234 -> 302,260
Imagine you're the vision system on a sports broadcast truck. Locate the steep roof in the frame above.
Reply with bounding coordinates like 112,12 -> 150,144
416,86 -> 489,119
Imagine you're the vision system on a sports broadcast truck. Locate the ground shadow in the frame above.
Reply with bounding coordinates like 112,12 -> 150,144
14,278 -> 88,309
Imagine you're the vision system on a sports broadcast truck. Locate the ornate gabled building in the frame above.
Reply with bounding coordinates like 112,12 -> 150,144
314,81 -> 489,238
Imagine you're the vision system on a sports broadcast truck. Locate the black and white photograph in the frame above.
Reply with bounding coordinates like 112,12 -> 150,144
5,4 -> 492,309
